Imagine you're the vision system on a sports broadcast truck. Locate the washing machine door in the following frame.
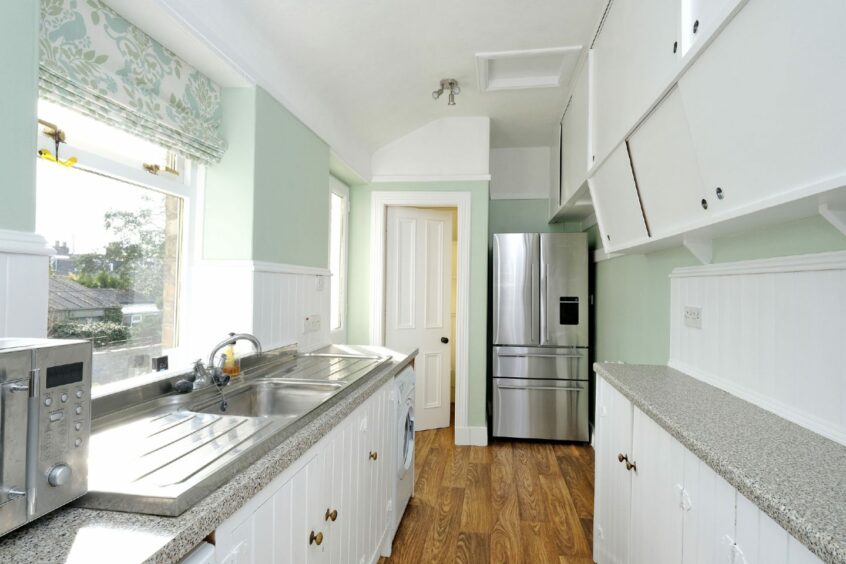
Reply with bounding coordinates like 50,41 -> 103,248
397,401 -> 414,479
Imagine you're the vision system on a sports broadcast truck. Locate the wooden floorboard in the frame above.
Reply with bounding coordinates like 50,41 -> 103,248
380,413 -> 594,564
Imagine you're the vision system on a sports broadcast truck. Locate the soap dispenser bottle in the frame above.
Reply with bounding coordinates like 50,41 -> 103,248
223,339 -> 241,377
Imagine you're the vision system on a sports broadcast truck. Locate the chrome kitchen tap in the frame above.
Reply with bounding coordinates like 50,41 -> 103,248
193,333 -> 263,391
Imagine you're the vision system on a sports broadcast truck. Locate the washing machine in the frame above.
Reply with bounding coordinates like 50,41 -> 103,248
393,366 -> 415,536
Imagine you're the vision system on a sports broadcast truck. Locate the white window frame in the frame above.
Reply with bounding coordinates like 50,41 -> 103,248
329,176 -> 350,343
36,126 -> 204,394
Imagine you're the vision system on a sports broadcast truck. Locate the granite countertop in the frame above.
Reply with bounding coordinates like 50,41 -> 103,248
0,346 -> 416,564
595,362 -> 846,564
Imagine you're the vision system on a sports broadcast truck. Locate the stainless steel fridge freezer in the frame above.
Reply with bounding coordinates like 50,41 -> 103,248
491,232 -> 589,441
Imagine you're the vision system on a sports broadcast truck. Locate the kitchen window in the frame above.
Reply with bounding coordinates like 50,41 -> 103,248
36,100 -> 201,391
329,177 -> 350,341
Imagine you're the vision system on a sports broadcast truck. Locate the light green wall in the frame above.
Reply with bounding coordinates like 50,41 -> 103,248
347,181 -> 490,426
593,215 -> 846,365
0,1 -> 39,232
204,87 -> 330,267
488,199 -> 566,238
253,87 -> 330,268
203,88 -> 257,260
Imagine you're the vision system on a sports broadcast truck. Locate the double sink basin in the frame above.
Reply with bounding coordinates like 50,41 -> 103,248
81,351 -> 390,516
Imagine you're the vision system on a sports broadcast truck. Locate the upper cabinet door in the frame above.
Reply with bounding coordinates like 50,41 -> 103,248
628,86 -> 709,237
591,0 -> 682,165
561,61 -> 590,204
588,143 -> 650,251
678,0 -> 846,216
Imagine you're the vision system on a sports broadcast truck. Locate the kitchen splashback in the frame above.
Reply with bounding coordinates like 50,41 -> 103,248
669,250 -> 846,446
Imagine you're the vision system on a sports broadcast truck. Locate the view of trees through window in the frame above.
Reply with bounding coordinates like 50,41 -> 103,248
37,160 -> 182,387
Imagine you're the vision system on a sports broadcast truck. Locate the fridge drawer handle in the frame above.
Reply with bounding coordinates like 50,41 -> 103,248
497,353 -> 583,359
496,384 -> 584,392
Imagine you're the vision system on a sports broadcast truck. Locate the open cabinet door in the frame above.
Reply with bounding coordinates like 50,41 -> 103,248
385,207 -> 453,431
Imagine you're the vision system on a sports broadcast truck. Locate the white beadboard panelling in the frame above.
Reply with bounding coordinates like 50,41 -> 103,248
669,250 -> 846,446
0,230 -> 52,338
191,260 -> 330,355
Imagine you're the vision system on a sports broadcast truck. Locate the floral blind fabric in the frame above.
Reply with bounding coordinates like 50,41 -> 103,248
39,0 -> 226,164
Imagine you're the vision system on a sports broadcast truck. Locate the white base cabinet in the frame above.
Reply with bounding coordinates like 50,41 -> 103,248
214,378 -> 396,564
594,376 -> 823,564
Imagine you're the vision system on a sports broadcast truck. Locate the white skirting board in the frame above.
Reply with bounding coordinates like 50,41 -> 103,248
0,230 -> 53,338
190,260 -> 331,355
669,250 -> 846,446
454,425 -> 488,446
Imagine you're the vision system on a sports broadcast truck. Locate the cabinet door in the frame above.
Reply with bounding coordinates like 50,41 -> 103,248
593,377 -> 633,563
324,417 -> 356,564
588,144 -> 649,251
681,0 -> 741,54
629,408 -> 684,564
628,86 -> 709,237
561,60 -> 590,203
591,0 -> 681,163
678,0 -> 846,218
681,448 -> 736,564
289,453 -> 328,564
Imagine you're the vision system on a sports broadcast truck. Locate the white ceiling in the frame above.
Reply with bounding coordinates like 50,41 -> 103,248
122,0 -> 604,178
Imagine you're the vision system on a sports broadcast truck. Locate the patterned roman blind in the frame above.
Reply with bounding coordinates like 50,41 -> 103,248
39,0 -> 226,164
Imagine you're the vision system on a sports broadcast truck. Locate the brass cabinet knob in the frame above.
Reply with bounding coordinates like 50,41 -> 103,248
626,460 -> 637,472
309,530 -> 324,546
369,451 -> 378,461
618,453 -> 628,463
325,508 -> 338,522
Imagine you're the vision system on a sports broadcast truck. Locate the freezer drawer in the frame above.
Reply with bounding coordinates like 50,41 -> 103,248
493,378 -> 589,441
493,346 -> 588,381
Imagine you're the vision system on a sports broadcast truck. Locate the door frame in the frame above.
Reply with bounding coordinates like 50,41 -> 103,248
369,191 -> 475,445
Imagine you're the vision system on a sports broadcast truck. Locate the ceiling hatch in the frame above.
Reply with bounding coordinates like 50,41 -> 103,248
476,47 -> 582,92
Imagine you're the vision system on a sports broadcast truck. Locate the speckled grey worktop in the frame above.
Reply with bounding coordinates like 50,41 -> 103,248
595,362 -> 846,564
0,346 -> 416,564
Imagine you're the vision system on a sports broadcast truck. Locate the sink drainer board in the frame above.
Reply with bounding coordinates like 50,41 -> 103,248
80,353 -> 390,516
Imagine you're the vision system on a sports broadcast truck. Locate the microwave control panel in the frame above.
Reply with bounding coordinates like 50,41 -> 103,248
30,343 -> 92,519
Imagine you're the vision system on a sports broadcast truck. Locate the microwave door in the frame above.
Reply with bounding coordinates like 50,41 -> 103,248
493,233 -> 540,346
540,233 -> 589,347
0,350 -> 30,535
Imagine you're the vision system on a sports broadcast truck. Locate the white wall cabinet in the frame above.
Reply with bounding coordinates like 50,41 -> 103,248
677,0 -> 846,221
591,0 -> 681,165
560,60 -> 590,205
214,379 -> 396,564
594,376 -> 823,564
588,144 -> 649,251
627,87 -> 709,238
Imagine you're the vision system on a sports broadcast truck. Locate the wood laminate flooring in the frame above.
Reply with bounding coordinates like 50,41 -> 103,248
379,415 -> 595,564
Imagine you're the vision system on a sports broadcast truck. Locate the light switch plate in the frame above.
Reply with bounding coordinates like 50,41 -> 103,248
684,306 -> 702,329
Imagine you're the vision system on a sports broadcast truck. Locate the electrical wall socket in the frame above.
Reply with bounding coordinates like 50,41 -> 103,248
304,314 -> 321,333
684,306 -> 702,329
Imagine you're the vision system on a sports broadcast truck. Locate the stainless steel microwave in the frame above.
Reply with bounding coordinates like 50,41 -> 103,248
0,338 -> 92,537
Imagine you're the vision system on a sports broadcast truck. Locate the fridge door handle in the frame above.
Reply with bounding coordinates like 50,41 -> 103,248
496,383 -> 584,392
531,264 -> 539,344
497,353 -> 583,359
541,263 -> 550,345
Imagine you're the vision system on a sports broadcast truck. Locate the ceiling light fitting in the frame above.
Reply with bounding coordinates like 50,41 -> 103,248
432,78 -> 460,106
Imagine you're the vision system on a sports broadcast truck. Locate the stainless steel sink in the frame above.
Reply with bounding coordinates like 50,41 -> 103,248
81,348 -> 391,516
193,380 -> 346,419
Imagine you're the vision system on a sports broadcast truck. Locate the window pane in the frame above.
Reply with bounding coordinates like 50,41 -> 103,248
329,193 -> 344,331
37,161 -> 182,389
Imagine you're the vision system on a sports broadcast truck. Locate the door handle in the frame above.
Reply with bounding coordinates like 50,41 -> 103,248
309,530 -> 324,546
496,384 -> 583,392
441,337 -> 449,344
497,353 -> 583,359
325,508 -> 338,522
369,451 -> 378,460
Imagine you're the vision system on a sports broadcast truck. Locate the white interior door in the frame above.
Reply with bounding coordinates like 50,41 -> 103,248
385,206 -> 452,431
